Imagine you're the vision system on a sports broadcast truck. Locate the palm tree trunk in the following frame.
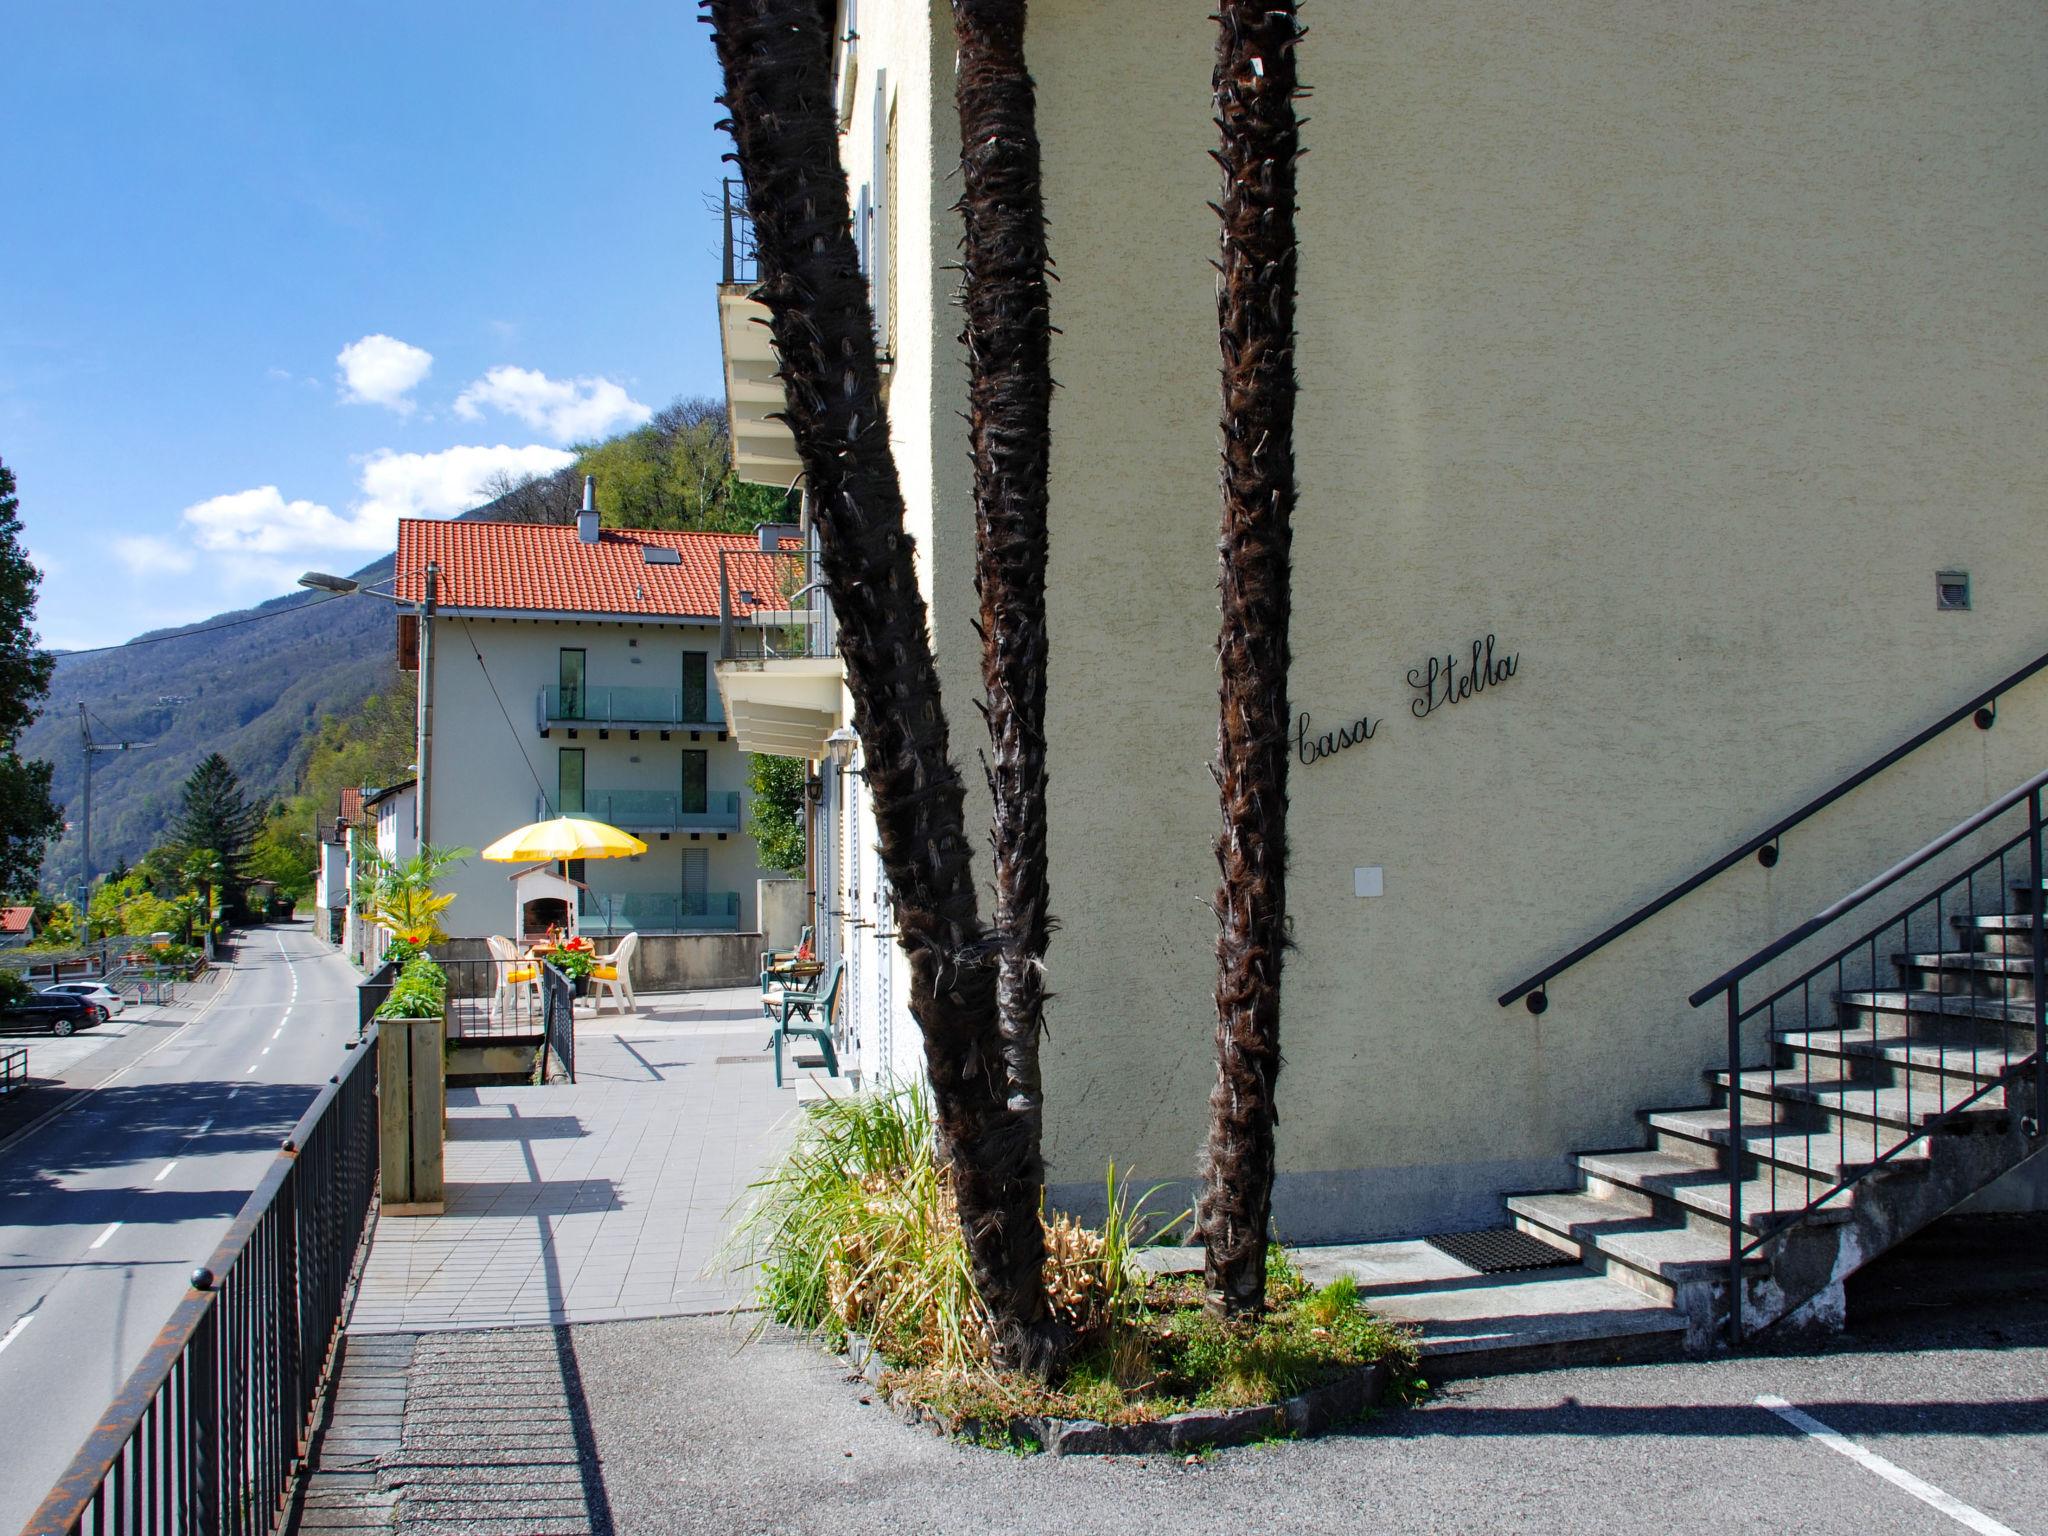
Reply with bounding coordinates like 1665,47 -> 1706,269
705,0 -> 1061,1373
1198,0 -> 1303,1318
951,0 -> 1059,1351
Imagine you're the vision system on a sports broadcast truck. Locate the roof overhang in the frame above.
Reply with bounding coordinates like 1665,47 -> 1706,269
719,282 -> 804,491
713,657 -> 847,758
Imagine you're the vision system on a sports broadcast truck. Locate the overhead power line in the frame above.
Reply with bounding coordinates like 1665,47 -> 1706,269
50,593 -> 349,659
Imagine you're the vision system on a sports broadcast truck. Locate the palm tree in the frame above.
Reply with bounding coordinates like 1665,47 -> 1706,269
704,0 -> 1062,1372
951,0 -> 1059,1352
1198,0 -> 1305,1318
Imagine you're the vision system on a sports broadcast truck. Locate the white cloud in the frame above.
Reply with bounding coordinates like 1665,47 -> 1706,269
165,444 -> 573,582
353,443 -> 577,527
453,365 -> 651,443
112,535 -> 195,577
336,333 -> 433,412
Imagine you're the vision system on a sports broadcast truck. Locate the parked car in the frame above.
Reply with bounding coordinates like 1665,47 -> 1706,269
0,993 -> 101,1036
41,982 -> 121,1022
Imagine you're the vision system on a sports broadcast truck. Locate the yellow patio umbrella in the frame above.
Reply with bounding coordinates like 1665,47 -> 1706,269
479,816 -> 648,864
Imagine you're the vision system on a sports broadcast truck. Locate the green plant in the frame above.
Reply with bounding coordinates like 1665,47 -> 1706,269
550,947 -> 596,983
359,844 -> 470,942
0,969 -> 29,1006
376,954 -> 448,1020
745,755 -> 806,876
382,933 -> 433,968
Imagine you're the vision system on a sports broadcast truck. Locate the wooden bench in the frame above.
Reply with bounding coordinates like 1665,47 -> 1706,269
763,961 -> 842,1087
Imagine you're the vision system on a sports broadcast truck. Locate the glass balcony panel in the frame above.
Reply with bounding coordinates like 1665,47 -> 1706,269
540,683 -> 725,727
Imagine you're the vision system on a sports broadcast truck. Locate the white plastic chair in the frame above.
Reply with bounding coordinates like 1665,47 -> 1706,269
486,934 -> 542,1021
591,931 -> 638,1016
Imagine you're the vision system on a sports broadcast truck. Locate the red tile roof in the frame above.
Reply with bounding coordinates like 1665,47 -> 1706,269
338,788 -> 365,826
0,906 -> 33,934
394,519 -> 802,620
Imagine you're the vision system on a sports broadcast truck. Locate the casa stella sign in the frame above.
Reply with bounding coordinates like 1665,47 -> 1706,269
1294,633 -> 1520,767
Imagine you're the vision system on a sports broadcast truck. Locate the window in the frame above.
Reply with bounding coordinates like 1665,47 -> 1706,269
870,72 -> 891,353
559,748 -> 585,815
682,651 -> 708,722
681,750 -> 708,815
559,649 -> 586,720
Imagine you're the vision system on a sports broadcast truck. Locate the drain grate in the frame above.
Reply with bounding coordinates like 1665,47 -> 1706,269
1426,1227 -> 1576,1274
715,1053 -> 770,1064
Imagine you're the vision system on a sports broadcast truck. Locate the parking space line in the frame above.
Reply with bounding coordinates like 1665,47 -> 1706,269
1757,1396 -> 2019,1536
89,1221 -> 122,1249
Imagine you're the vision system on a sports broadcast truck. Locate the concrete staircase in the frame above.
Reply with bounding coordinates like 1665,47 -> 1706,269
1504,879 -> 2046,1352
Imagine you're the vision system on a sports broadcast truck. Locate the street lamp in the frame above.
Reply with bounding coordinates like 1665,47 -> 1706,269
298,563 -> 440,846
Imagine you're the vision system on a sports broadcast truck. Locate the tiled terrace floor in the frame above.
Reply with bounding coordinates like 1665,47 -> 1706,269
347,987 -> 805,1333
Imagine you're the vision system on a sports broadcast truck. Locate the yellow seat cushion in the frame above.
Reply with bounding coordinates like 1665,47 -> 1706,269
592,964 -> 618,981
508,965 -> 538,984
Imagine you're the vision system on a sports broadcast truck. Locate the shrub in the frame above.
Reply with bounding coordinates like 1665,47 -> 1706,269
382,933 -> 433,969
376,954 -> 447,1020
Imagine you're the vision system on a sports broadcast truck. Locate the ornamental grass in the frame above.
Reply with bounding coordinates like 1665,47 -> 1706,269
726,1085 -> 1416,1431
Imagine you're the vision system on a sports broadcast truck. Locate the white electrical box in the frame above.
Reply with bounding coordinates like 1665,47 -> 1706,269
1354,866 -> 1384,898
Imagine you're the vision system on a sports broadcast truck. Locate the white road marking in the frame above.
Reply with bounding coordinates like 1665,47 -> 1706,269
245,1064 -> 258,1074
0,1314 -> 33,1354
195,1118 -> 212,1134
90,1221 -> 122,1249
1757,1396 -> 2020,1536
153,1161 -> 177,1182
273,1028 -> 283,1039
261,1046 -> 270,1056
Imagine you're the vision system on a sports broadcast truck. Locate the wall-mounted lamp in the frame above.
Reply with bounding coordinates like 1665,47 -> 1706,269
824,726 -> 859,768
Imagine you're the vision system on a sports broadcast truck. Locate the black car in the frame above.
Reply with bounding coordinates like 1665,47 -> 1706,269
0,993 -> 101,1036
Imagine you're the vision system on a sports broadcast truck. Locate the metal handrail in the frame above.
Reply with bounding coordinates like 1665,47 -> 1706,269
1689,767 -> 2048,1010
1499,644 -> 2048,1012
1686,773 -> 2048,1345
23,1026 -> 381,1534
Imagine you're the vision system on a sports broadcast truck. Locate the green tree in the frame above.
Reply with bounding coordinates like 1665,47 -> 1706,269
0,459 -> 62,896
247,804 -> 317,901
356,844 -> 468,942
574,399 -> 790,533
172,753 -> 261,915
746,755 -> 806,875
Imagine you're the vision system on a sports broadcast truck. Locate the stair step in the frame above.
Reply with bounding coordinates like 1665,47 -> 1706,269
1575,1149 -> 1852,1233
1899,950 -> 2035,975
1713,1067 -> 2009,1127
1776,1027 -> 2023,1084
1506,1190 -> 1761,1304
1836,989 -> 2040,1042
1952,914 -> 2042,956
1647,1106 -> 1932,1179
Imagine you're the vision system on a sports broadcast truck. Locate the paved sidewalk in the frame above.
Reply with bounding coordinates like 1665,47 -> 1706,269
348,987 -> 804,1332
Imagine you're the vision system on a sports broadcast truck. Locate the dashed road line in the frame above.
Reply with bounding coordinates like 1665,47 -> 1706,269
89,1221 -> 122,1250
153,1161 -> 177,1183
0,1314 -> 33,1354
1757,1396 -> 2020,1536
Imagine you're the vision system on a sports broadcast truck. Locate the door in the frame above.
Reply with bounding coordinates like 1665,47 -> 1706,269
682,651 -> 708,723
681,847 -> 708,920
559,648 -> 586,720
681,749 -> 708,816
559,748 -> 585,816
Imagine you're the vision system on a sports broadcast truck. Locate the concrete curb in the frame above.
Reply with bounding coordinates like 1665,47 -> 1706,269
844,1333 -> 1393,1456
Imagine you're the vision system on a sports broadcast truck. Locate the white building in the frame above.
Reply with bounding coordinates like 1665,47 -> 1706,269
393,511 -> 799,944
712,1 -> 2048,1344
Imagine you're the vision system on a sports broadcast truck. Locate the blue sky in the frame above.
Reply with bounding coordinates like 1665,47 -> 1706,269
1,5 -> 735,650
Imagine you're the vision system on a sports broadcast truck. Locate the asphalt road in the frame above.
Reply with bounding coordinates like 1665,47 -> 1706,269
0,921 -> 363,1532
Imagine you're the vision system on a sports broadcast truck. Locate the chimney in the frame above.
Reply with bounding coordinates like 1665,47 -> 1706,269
577,476 -> 600,544
755,520 -> 800,553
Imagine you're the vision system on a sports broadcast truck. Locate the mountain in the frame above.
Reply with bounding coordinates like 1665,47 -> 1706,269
22,399 -> 777,896
28,549 -> 401,896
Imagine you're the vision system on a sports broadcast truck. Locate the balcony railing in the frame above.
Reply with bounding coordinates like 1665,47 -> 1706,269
580,890 -> 742,935
718,545 -> 835,663
537,684 -> 724,730
538,791 -> 743,833
722,178 -> 759,286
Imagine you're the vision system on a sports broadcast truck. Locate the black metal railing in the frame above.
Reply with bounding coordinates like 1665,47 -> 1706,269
1689,768 -> 2048,1343
541,962 -> 576,1084
439,957 -> 546,1042
1499,645 -> 2048,1013
23,1028 -> 380,1535
721,178 -> 759,286
0,1043 -> 26,1097
355,959 -> 397,1041
717,545 -> 831,664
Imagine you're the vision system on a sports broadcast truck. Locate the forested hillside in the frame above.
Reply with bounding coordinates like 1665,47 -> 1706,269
26,399 -> 780,894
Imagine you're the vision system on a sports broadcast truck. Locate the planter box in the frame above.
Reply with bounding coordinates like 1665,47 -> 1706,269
377,1015 -> 446,1216
843,1334 -> 1391,1456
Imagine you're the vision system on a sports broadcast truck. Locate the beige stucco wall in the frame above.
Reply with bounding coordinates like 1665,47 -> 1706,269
999,1 -> 2048,1236
423,615 -> 773,941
